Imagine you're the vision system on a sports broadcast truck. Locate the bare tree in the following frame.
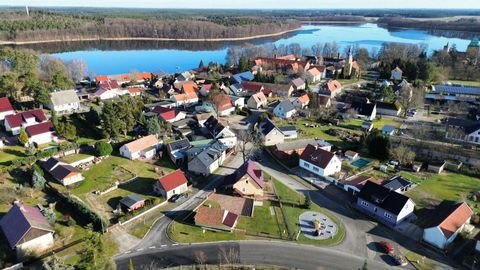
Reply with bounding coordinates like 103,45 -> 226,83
65,59 -> 87,83
397,86 -> 424,118
236,129 -> 261,163
391,143 -> 416,165
218,247 -> 240,265
195,250 -> 208,269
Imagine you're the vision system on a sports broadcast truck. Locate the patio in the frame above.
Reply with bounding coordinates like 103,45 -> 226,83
299,211 -> 337,240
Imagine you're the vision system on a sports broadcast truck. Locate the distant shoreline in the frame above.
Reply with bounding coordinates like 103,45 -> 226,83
0,27 -> 303,46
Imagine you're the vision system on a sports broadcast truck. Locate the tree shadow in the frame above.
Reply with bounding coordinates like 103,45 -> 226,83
107,196 -> 123,210
118,177 -> 155,196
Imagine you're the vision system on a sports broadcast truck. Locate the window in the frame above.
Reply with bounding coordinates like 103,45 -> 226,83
384,212 -> 393,219
313,167 -> 319,172
303,162 -> 310,168
361,201 -> 369,207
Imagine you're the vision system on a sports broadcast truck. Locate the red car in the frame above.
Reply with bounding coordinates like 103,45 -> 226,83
379,241 -> 395,255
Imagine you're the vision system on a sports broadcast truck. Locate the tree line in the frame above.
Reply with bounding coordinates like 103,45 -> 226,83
378,17 -> 480,33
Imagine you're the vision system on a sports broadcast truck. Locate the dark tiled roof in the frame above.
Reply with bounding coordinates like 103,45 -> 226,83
260,118 -> 279,136
50,164 -> 80,181
167,139 -> 191,152
300,144 -> 335,169
222,212 -> 238,227
0,203 -> 53,248
358,181 -> 411,215
446,118 -> 480,134
351,101 -> 376,117
120,194 -> 144,208
382,176 -> 412,191
376,102 -> 400,111
26,121 -> 55,137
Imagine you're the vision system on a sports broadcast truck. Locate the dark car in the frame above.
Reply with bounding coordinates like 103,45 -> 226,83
169,194 -> 180,202
391,254 -> 408,267
379,241 -> 395,255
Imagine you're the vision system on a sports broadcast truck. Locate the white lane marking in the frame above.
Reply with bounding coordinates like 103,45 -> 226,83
172,243 -> 179,246
124,251 -> 131,254
137,248 -> 144,251
161,245 -> 167,247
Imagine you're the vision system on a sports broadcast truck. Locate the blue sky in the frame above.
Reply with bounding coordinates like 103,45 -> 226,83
6,0 -> 480,9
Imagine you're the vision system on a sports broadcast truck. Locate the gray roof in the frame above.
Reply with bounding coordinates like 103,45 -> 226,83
291,78 -> 305,87
189,141 -> 227,167
50,90 -> 80,106
275,139 -> 317,152
433,85 -> 480,96
260,118 -> 281,136
382,125 -> 396,133
167,139 -> 191,152
120,194 -> 144,208
277,100 -> 296,112
382,176 -> 412,191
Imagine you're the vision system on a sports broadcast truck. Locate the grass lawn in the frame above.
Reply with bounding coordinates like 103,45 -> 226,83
406,172 -> 480,213
449,80 -> 480,87
405,251 -> 435,270
0,145 -> 25,164
337,78 -> 361,86
272,178 -> 304,206
99,178 -> 160,211
275,118 -> 360,149
373,117 -> 402,129
169,219 -> 246,243
61,153 -> 93,164
237,201 -> 287,239
72,156 -> 171,194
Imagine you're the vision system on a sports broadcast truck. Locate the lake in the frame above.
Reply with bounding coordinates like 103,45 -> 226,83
47,23 -> 473,75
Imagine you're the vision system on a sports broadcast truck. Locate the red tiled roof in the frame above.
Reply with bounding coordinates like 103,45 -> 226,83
0,97 -> 14,113
136,72 -> 152,81
325,80 -> 342,93
318,95 -> 330,106
223,211 -> 238,227
213,94 -> 233,112
5,109 -> 47,128
128,87 -> 141,94
158,169 -> 188,192
246,160 -> 264,188
437,202 -> 473,238
95,75 -> 108,82
298,94 -> 310,105
26,121 -> 55,137
300,144 -> 336,169
152,106 -> 178,121
242,82 -> 264,92
182,82 -> 199,94
98,80 -> 120,90
195,207 -> 225,227
172,91 -> 198,102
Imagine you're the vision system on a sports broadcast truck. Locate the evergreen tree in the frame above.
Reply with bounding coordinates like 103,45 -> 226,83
77,229 -> 107,270
18,128 -> 29,145
31,170 -> 46,189
365,130 -> 391,160
146,117 -> 162,136
198,60 -> 205,69
304,192 -> 312,209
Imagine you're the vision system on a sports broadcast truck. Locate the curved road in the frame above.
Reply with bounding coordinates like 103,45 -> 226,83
115,241 -> 396,270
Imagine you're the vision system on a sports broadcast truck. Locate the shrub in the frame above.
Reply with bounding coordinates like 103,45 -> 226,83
95,141 -> 113,157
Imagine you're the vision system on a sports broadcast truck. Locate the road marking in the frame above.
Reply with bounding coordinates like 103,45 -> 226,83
137,248 -> 144,251
172,243 -> 179,246
149,246 -> 156,249
161,245 -> 167,247
124,251 -> 131,254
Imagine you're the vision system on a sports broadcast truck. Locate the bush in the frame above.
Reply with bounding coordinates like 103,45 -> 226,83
95,141 -> 113,157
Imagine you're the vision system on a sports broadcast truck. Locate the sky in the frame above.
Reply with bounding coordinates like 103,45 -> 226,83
4,0 -> 480,9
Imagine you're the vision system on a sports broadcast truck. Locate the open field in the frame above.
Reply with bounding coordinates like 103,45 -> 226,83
61,153 -> 93,164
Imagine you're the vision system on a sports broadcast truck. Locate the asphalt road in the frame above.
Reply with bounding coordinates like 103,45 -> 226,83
116,241 -> 398,270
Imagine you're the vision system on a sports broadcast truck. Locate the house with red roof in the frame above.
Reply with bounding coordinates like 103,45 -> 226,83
306,66 -> 326,83
291,94 -> 310,110
26,121 -> 56,146
127,87 -> 142,97
254,57 -> 310,73
170,91 -> 199,107
0,97 -> 14,121
231,160 -> 265,198
119,135 -> 160,160
423,202 -> 473,249
0,202 -> 55,256
299,144 -> 341,177
199,84 -> 213,96
42,157 -> 84,186
153,169 -> 189,200
247,91 -> 268,109
321,80 -> 343,97
213,94 -> 235,116
4,109 -> 48,135
152,106 -> 186,123
194,207 -> 238,232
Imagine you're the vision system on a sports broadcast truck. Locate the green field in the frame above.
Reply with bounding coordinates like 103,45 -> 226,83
237,201 -> 287,239
72,156 -> 173,194
406,172 -> 480,213
0,145 -> 25,164
449,80 -> 480,87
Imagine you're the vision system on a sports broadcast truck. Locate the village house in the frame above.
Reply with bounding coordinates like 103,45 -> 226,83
154,169 -> 189,200
390,67 -> 403,81
119,194 -> 145,212
119,135 -> 160,160
382,176 -> 413,193
382,125 -> 396,136
26,121 -> 56,146
279,126 -> 297,139
96,72 -> 152,84
232,71 -> 254,84
247,92 -> 268,109
356,181 -> 415,226
274,100 -> 297,119
272,139 -> 328,160
4,109 -> 48,135
423,202 -> 473,249
180,81 -> 199,94
343,176 -> 384,196
0,202 -> 55,256
306,66 -> 325,83
230,96 -> 245,109
92,79 -> 121,100
242,81 -> 264,94
320,80 -> 342,97
198,84 -> 212,96
299,144 -> 342,177
42,157 -> 84,186
344,150 -> 359,160
258,118 -> 284,146
376,101 -> 402,116
195,113 -> 214,127
227,160 -> 265,198
361,121 -> 374,132
170,91 -> 199,107
194,207 -> 239,232
346,101 -> 377,121
127,87 -> 142,97
229,83 -> 245,96
0,97 -> 15,121
166,138 -> 192,166
151,106 -> 186,123
291,94 -> 310,110
204,116 -> 237,148
254,57 -> 310,73
445,118 -> 480,145
176,71 -> 194,82
187,141 -> 227,176
213,94 -> 235,116
267,83 -> 295,98
318,95 -> 332,108
47,90 -> 81,115
291,78 -> 306,91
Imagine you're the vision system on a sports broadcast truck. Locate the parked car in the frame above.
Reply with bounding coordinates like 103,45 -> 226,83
169,194 -> 180,202
379,241 -> 395,255
176,193 -> 188,203
391,254 -> 408,267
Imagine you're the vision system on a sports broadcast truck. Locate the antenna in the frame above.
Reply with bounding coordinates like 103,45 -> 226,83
25,6 -> 29,17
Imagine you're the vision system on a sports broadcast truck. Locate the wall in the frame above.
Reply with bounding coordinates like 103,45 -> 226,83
423,226 -> 447,249
17,232 -> 54,257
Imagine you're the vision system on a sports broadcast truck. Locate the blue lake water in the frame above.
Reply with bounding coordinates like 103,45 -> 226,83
50,23 -> 473,75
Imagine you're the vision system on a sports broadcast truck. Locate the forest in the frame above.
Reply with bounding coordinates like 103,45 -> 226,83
378,17 -> 480,33
0,10 -> 301,43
